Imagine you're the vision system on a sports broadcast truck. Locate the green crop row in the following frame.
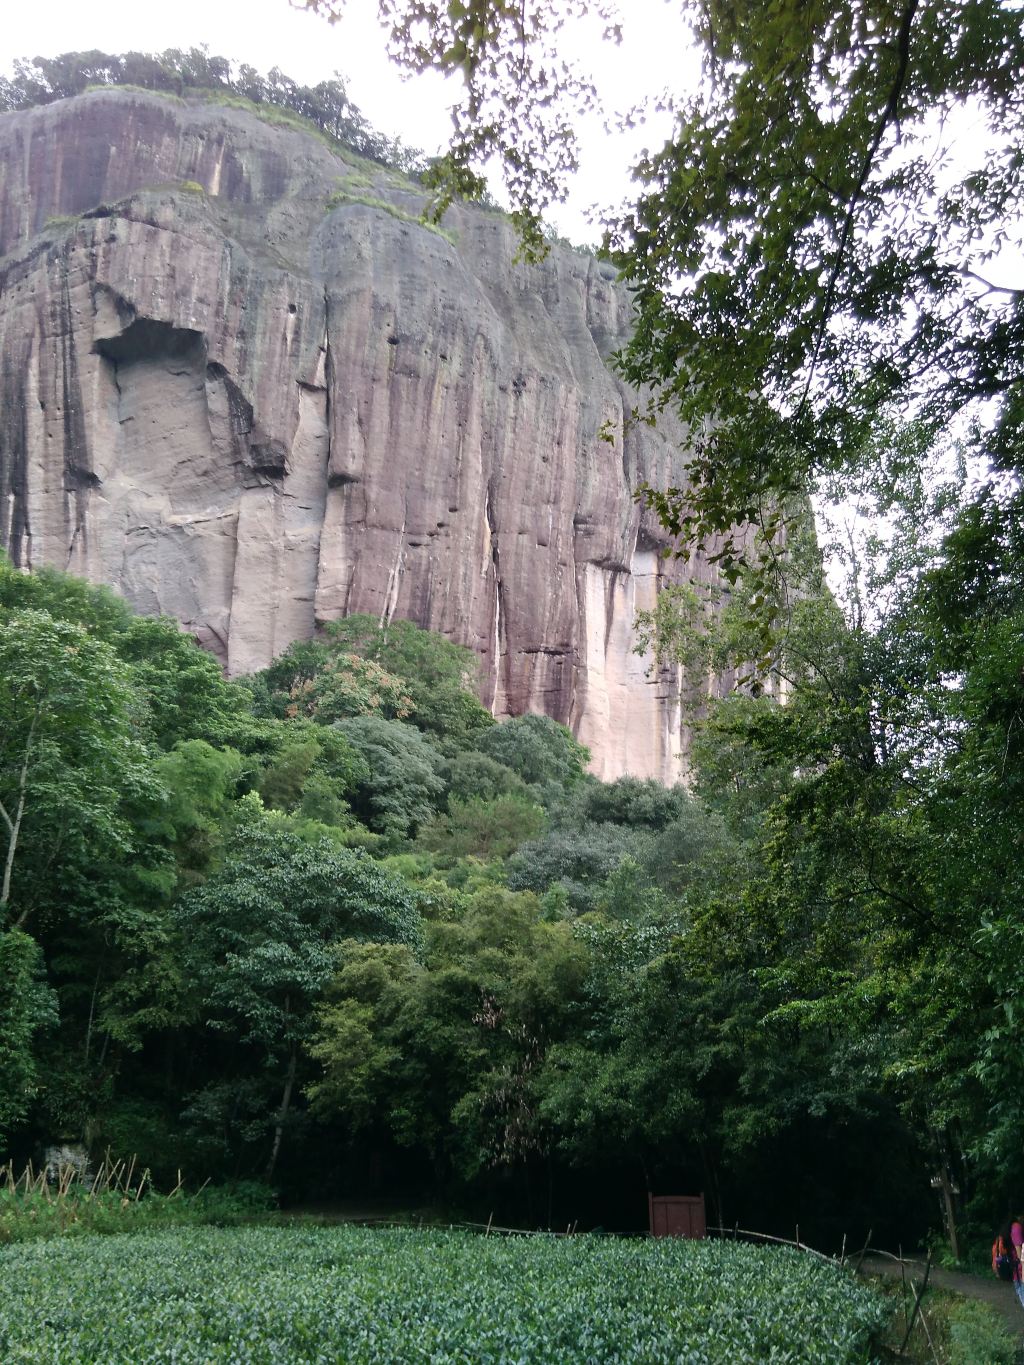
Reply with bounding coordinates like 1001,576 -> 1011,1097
0,1224 -> 887,1363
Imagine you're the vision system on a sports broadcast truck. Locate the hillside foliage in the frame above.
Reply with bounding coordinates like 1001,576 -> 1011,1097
0,544 -> 1019,1255
2,4 -> 1023,1253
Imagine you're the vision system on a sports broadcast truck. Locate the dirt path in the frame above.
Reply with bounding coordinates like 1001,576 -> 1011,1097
860,1254 -> 1024,1340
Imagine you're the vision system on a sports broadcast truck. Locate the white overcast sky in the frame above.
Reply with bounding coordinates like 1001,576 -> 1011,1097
3,0 -> 695,243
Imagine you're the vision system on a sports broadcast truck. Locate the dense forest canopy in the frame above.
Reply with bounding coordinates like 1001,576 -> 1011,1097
0,540 -> 1021,1252
278,10 -> 1024,1256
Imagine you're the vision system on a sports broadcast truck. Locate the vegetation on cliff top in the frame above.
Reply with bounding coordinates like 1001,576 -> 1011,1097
0,48 -> 425,177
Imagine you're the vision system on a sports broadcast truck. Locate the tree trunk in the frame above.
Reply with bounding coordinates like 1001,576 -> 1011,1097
1,708 -> 38,916
699,1139 -> 724,1230
84,965 -> 102,1064
266,1045 -> 297,1182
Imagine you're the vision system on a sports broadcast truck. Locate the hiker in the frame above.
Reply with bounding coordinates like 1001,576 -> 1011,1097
1012,1216 -> 1024,1309
993,1218 -> 1024,1305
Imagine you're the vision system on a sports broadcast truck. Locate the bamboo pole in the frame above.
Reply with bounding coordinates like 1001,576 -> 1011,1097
899,1251 -> 933,1355
852,1228 -> 873,1275
899,1243 -> 908,1334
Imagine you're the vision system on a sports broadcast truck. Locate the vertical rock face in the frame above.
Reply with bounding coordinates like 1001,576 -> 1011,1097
0,90 -> 735,782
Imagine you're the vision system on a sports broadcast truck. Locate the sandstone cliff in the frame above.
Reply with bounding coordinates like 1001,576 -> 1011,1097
0,89 -> 737,781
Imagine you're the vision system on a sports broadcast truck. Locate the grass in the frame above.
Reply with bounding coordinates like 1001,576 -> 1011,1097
83,82 -> 186,105
870,1275 -> 1020,1363
945,1299 -> 1019,1364
0,1223 -> 888,1363
325,190 -> 457,244
0,1157 -> 272,1245
333,168 -> 375,193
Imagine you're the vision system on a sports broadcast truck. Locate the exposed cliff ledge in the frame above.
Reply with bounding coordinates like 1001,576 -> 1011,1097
0,89 -> 738,782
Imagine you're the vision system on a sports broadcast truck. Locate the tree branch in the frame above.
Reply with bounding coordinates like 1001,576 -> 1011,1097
2,707 -> 40,911
962,268 -> 1023,298
799,0 -> 920,415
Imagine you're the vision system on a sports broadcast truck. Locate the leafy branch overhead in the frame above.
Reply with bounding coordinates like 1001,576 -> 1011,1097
301,0 -> 623,259
304,1 -> 1023,563
614,0 -> 1024,558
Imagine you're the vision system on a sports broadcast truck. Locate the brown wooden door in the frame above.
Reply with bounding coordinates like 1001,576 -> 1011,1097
649,1194 -> 706,1238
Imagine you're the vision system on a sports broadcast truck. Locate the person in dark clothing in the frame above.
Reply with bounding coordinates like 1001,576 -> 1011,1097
1011,1215 -> 1024,1309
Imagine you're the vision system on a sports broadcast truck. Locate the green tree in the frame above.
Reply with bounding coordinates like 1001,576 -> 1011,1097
507,823 -> 654,915
308,887 -> 588,1195
0,556 -> 136,637
649,804 -> 749,902
0,609 -> 156,923
256,723 -> 368,826
305,4 -> 1024,562
0,928 -> 58,1146
419,793 -> 545,862
476,713 -> 589,790
613,1 -> 1024,558
555,776 -> 692,833
306,940 -> 420,1133
274,650 -> 415,724
113,616 -> 251,750
322,616 -> 494,750
259,616 -> 493,751
148,740 -> 244,878
335,716 -> 446,840
0,557 -> 250,751
443,751 -> 530,804
176,802 -> 421,1176
536,935 -> 739,1207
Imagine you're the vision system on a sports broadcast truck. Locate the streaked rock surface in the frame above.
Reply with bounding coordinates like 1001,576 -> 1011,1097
0,89 -> 738,781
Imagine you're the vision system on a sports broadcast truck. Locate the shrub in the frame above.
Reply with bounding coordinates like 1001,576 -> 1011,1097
0,1159 -> 275,1245
946,1298 -> 1017,1364
507,823 -> 654,914
335,716 -> 445,841
443,751 -> 529,803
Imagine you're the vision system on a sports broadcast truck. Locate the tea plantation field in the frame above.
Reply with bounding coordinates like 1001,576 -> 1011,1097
0,1224 -> 887,1362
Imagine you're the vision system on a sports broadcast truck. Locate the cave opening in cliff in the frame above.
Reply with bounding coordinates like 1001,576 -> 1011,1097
92,317 -> 205,368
